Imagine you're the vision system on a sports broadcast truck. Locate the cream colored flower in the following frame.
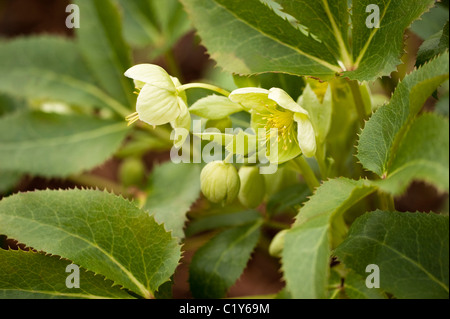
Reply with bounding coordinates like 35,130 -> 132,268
124,64 -> 187,127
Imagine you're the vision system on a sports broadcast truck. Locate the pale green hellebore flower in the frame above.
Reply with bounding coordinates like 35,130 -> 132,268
229,87 -> 317,163
124,64 -> 190,147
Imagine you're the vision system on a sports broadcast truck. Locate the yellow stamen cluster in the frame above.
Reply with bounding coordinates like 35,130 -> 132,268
126,88 -> 142,126
126,112 -> 140,126
257,106 -> 295,151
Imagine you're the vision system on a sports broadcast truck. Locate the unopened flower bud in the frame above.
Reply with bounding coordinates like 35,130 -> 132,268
200,161 -> 240,204
238,166 -> 265,208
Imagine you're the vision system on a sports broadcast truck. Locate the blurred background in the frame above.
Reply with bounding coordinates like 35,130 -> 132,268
0,0 -> 448,298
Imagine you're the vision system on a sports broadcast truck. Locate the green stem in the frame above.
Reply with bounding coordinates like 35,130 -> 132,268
378,191 -> 396,211
315,143 -> 329,180
292,156 -> 320,192
348,80 -> 369,128
178,83 -> 231,97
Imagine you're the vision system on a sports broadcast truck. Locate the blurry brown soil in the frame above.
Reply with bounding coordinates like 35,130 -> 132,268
0,0 -> 447,300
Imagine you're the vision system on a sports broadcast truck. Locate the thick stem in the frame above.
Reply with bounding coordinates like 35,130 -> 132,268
315,143 -> 329,180
293,156 -> 320,192
178,83 -> 231,97
348,80 -> 369,128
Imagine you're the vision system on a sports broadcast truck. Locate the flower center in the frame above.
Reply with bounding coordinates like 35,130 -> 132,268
260,106 -> 295,150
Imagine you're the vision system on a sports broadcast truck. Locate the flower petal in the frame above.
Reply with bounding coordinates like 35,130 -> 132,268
136,83 -> 180,126
171,98 -> 191,148
294,113 -> 317,158
269,88 -> 309,115
229,88 -> 276,111
125,64 -> 176,92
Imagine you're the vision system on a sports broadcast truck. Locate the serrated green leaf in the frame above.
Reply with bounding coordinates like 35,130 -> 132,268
116,0 -> 191,58
182,0 -> 435,81
0,249 -> 134,299
277,0 -> 351,67
0,111 -> 128,177
377,114 -> 449,195
189,221 -> 261,298
181,0 -> 341,78
0,189 -> 181,298
74,0 -> 135,108
357,53 -> 449,185
190,95 -> 244,120
416,22 -> 449,67
345,0 -> 435,81
282,178 -> 377,299
335,210 -> 449,299
144,162 -> 201,239
344,271 -> 386,299
416,21 -> 449,66
185,210 -> 261,237
410,3 -> 449,40
0,37 -> 127,115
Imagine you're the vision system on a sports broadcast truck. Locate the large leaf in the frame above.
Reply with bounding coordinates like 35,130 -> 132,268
116,0 -> 191,58
189,221 -> 261,298
181,0 -> 341,78
410,3 -> 449,40
343,271 -> 386,299
335,211 -> 449,299
277,0 -> 350,66
0,37 -> 128,116
0,249 -> 134,299
345,0 -> 435,81
282,178 -> 377,299
74,0 -> 135,108
143,162 -> 201,239
377,114 -> 449,195
0,111 -> 128,178
181,0 -> 435,81
0,189 -> 181,299
357,53 -> 449,192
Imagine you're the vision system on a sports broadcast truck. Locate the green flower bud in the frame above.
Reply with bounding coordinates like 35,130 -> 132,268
200,161 -> 240,204
238,166 -> 265,208
205,117 -> 233,133
119,158 -> 145,187
269,230 -> 287,258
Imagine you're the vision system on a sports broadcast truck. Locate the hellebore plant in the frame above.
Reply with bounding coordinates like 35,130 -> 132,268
124,63 -> 321,197
0,0 -> 448,301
